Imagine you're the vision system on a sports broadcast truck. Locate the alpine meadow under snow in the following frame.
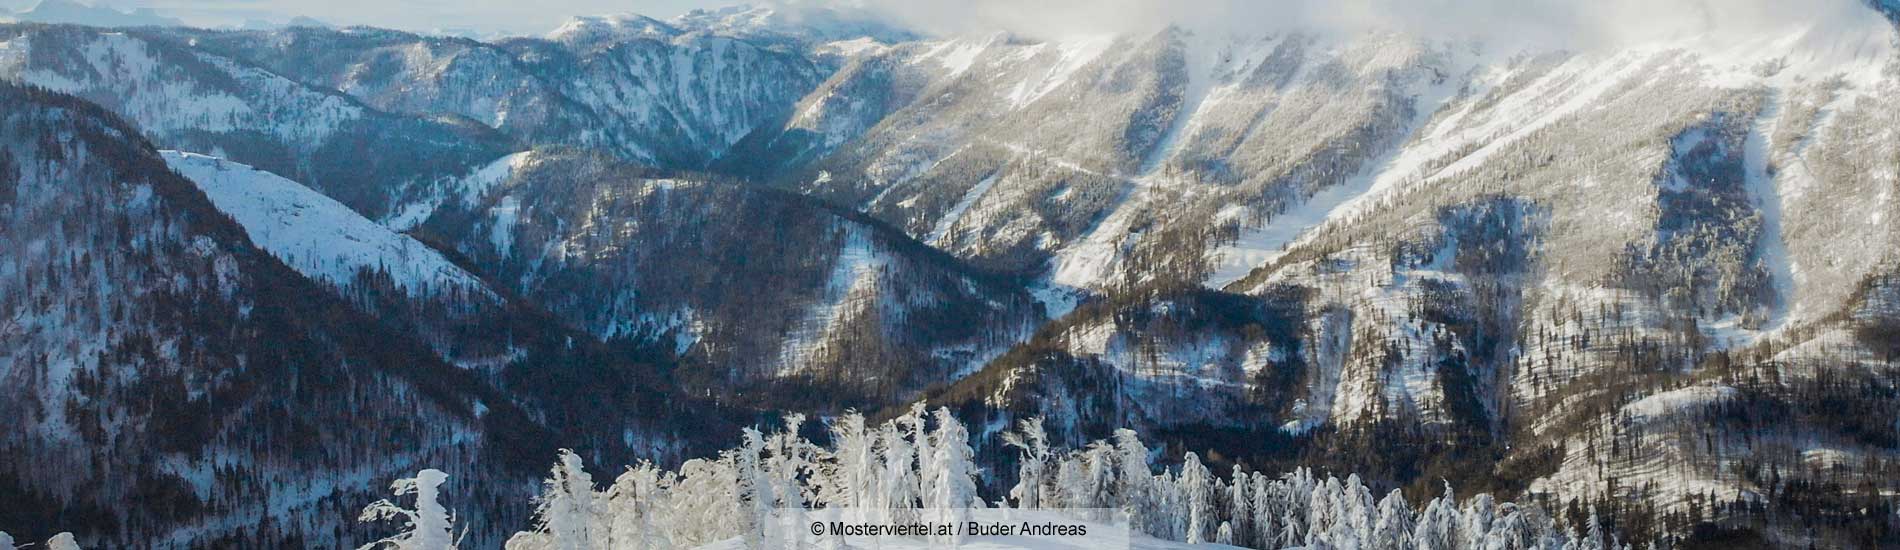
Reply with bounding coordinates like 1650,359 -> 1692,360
1,0 -> 1900,548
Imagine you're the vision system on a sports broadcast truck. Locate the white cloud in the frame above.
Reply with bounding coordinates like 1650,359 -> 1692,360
831,0 -> 1891,52
134,0 -> 1896,53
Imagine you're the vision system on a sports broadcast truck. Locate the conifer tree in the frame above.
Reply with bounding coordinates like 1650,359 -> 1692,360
358,469 -> 458,550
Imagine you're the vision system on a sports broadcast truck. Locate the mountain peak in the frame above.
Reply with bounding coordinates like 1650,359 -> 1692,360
547,2 -> 918,49
15,0 -> 184,28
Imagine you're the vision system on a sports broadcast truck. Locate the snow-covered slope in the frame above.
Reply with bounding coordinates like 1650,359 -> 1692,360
6,4 -> 1900,547
0,25 -> 517,220
164,151 -> 492,298
0,83 -> 525,549
420,149 -> 1043,409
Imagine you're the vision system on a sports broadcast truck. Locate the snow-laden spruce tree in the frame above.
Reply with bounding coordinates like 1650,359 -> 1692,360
926,407 -> 982,543
44,533 -> 80,550
1112,429 -> 1153,529
357,469 -> 458,550
878,411 -> 921,523
821,411 -> 880,513
665,455 -> 740,547
735,428 -> 775,549
1371,488 -> 1415,550
603,461 -> 670,550
767,414 -> 816,512
905,403 -> 934,509
1179,452 -> 1213,544
506,450 -> 605,550
1461,493 -> 1499,550
1248,472 -> 1277,548
1413,483 -> 1460,550
1001,417 -> 1051,509
1581,506 -> 1610,550
1227,465 -> 1251,546
1083,442 -> 1118,520
372,412 -> 1618,550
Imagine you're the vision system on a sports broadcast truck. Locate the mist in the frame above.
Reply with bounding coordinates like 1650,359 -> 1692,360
821,0 -> 1892,52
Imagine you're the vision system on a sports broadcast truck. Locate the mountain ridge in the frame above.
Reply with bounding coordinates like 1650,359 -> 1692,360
2,4 -> 1900,546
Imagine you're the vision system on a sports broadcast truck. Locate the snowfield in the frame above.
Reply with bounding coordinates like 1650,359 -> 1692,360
163,151 -> 494,298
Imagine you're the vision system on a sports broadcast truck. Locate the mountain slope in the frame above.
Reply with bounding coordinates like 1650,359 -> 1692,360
158,22 -> 830,172
3,5 -> 1899,546
0,83 -> 546,548
0,24 -> 517,222
414,148 -> 1045,410
158,148 -> 741,485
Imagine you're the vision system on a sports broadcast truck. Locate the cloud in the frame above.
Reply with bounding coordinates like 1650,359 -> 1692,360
819,0 -> 1892,52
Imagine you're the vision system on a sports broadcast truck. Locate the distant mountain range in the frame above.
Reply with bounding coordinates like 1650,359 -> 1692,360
7,0 -> 183,27
2,2 -> 1899,548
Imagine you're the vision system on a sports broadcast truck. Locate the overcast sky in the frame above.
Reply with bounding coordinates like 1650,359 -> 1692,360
63,0 -> 1897,47
100,0 -> 739,34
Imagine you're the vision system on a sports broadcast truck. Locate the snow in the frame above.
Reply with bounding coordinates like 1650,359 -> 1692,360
1202,49 -> 1476,289
1007,36 -> 1115,108
1048,33 -> 1290,292
1682,11 -> 1897,90
1621,386 -> 1739,425
776,224 -> 889,374
820,37 -> 890,58
162,151 -> 494,299
694,512 -> 1237,550
1045,180 -> 1138,290
489,195 -> 522,255
385,151 -> 535,231
914,37 -> 993,78
927,172 -> 999,245
1740,92 -> 1797,335
1028,279 -> 1086,320
1138,32 -> 1222,175
7,33 -> 360,144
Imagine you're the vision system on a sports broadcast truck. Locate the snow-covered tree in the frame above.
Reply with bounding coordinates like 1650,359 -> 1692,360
1228,465 -> 1252,546
1413,483 -> 1461,550
45,533 -> 81,550
1462,493 -> 1499,550
603,462 -> 672,550
904,403 -> 933,508
387,409 -> 1607,550
1001,417 -> 1051,509
507,451 -> 606,550
0,531 -> 12,549
821,411 -> 879,511
927,407 -> 982,542
1112,429 -> 1152,528
665,457 -> 741,547
358,469 -> 458,550
1083,442 -> 1118,515
1054,450 -> 1091,510
1180,452 -> 1213,544
735,428 -> 774,549
1250,473 -> 1277,549
878,414 -> 920,521
1371,489 -> 1414,550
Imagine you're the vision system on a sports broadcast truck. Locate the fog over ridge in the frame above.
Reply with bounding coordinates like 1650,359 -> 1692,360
800,0 -> 1894,54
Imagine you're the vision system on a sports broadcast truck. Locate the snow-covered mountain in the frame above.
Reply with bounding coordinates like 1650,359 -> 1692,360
4,3 -> 1900,548
414,148 -> 1043,409
10,0 -> 183,28
163,151 -> 493,297
0,83 -> 536,548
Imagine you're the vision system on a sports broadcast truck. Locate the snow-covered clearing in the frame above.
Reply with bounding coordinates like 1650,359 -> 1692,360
929,173 -> 1001,245
163,151 -> 494,299
1726,92 -> 1797,344
1202,51 -> 1481,289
